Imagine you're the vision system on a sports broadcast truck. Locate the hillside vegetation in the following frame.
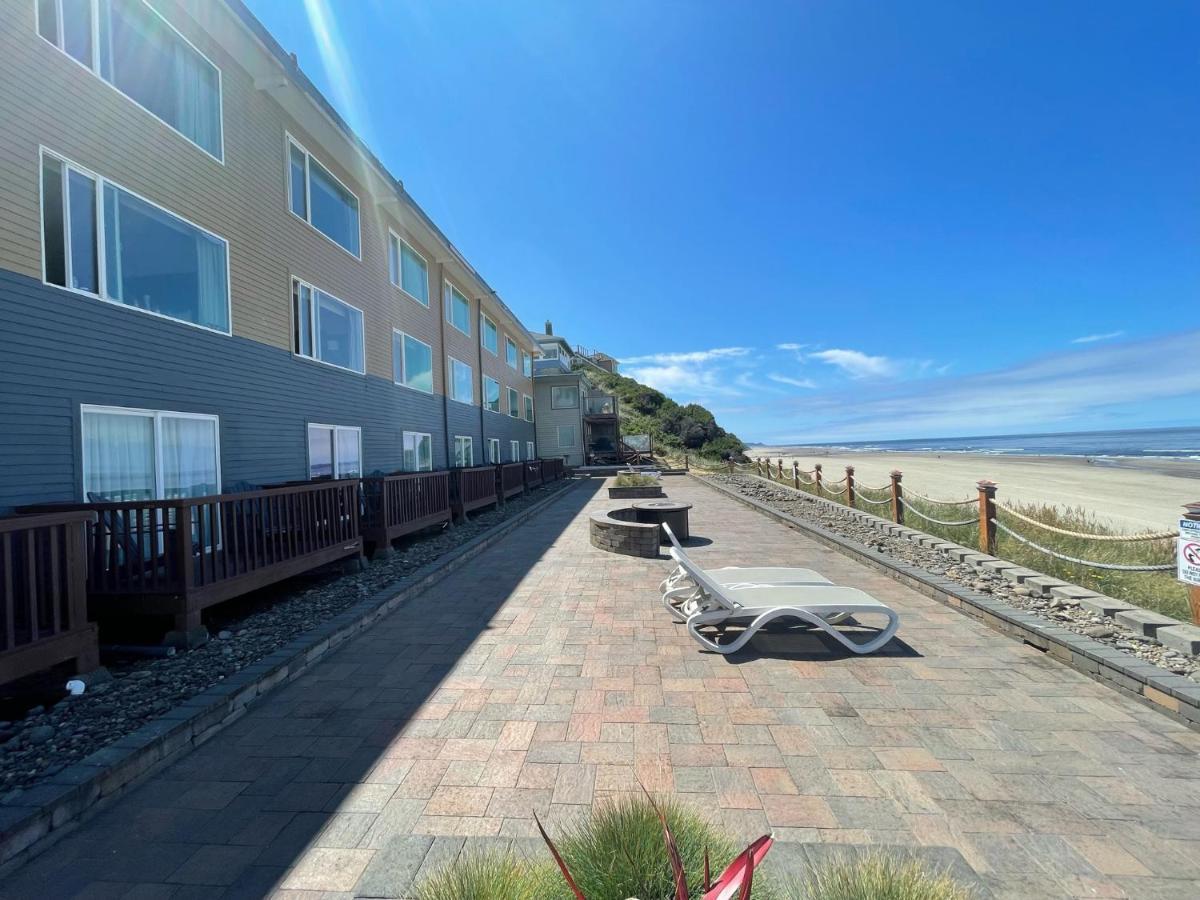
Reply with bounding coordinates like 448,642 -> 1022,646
578,364 -> 746,460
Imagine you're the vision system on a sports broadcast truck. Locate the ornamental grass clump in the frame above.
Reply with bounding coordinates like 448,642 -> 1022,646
789,852 -> 973,900
411,850 -> 559,900
614,473 -> 660,487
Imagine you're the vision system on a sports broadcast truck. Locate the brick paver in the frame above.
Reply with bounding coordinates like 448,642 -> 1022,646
5,478 -> 1200,898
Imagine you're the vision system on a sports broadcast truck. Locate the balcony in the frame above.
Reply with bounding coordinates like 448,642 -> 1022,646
533,355 -> 572,375
583,395 -> 618,417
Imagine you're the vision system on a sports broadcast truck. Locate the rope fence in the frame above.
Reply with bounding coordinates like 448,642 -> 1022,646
900,498 -> 977,528
995,502 -> 1176,543
991,520 -> 1176,572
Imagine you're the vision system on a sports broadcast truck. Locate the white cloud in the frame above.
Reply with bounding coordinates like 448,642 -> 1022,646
767,373 -> 817,389
621,347 -> 752,366
1071,331 -> 1125,345
776,342 -> 807,351
624,364 -> 746,399
808,348 -> 897,379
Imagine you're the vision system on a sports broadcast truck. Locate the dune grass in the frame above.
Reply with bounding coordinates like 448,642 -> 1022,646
788,852 -> 974,900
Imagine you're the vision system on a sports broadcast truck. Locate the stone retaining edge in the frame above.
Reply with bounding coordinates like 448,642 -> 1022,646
695,474 -> 1200,731
0,479 -> 586,872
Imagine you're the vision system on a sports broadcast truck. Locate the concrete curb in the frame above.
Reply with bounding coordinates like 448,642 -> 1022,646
694,474 -> 1200,730
0,479 -> 587,871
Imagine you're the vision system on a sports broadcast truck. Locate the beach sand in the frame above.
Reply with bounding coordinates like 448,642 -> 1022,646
750,448 -> 1200,531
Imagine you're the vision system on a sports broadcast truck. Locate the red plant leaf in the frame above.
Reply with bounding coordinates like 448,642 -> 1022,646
703,834 -> 774,900
640,783 -> 688,900
533,810 -> 587,900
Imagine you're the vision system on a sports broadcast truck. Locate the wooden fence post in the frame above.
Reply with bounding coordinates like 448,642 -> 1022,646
814,463 -> 823,494
777,458 -> 784,479
890,470 -> 904,525
727,459 -> 734,474
756,457 -> 762,476
792,461 -> 800,490
1184,502 -> 1200,626
977,480 -> 998,555
845,466 -> 856,509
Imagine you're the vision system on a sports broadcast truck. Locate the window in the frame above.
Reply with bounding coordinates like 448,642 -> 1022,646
393,331 -> 433,392
40,150 -> 230,333
481,314 -> 498,354
293,279 -> 364,373
448,357 -> 473,404
541,345 -> 560,359
388,232 -> 428,305
510,440 -> 520,461
444,281 -> 470,335
453,436 -> 473,468
507,387 -> 520,418
522,351 -> 532,377
403,431 -> 432,472
523,395 -> 534,422
81,406 -> 220,502
37,0 -> 224,161
307,424 -> 361,479
551,385 -> 579,408
482,375 -> 501,413
505,337 -> 519,369
557,425 -> 577,448
487,438 -> 500,464
527,441 -> 536,460
288,137 -> 360,257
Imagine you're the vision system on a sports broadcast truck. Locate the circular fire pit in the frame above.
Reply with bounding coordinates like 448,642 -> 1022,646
589,507 -> 662,558
632,500 -> 693,543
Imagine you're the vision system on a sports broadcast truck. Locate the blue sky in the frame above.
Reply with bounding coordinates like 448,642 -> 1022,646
245,0 -> 1200,444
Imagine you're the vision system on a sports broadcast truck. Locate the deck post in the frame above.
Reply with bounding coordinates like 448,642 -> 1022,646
890,470 -> 904,525
1184,502 -> 1200,625
845,466 -> 856,508
814,463 -> 823,494
168,506 -> 205,645
978,481 -> 998,555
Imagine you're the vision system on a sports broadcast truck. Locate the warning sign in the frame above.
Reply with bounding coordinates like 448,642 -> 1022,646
1179,519 -> 1200,587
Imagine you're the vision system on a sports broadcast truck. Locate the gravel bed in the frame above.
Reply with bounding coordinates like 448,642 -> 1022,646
707,474 -> 1200,680
0,481 -> 572,797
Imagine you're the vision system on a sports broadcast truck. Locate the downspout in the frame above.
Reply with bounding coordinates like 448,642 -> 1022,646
437,262 -> 452,469
476,293 -> 486,459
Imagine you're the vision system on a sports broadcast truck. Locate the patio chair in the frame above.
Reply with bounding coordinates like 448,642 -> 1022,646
669,546 -> 900,656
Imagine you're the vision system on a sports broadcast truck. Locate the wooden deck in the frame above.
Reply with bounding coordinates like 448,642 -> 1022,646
361,472 -> 452,549
497,462 -> 525,500
0,510 -> 98,686
451,465 -> 499,519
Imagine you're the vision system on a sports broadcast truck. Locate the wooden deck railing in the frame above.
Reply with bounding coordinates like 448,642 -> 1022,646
362,471 -> 451,547
542,458 -> 565,481
498,462 -> 526,499
451,465 -> 499,518
0,510 -> 99,686
524,460 -> 544,489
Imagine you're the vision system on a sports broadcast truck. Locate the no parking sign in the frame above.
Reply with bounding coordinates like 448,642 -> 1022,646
1180,518 -> 1200,587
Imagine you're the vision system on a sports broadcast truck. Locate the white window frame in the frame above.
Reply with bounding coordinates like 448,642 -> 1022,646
510,440 -> 520,461
523,394 -> 534,422
557,425 -> 576,449
542,346 -> 560,360
35,0 -> 225,164
387,229 -> 429,306
306,423 -> 362,480
39,147 -> 232,336
444,280 -> 471,336
504,336 -> 519,370
447,355 -> 474,405
482,374 -> 501,413
527,441 -> 536,460
80,404 -> 222,500
507,387 -> 520,418
286,133 -> 362,260
487,437 -> 500,464
551,384 -> 579,409
292,277 -> 366,374
453,435 -> 474,468
522,351 -> 532,377
480,312 -> 499,355
393,329 -> 434,394
403,430 -> 433,472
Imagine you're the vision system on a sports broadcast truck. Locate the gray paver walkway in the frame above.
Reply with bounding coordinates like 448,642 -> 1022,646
4,477 -> 1200,899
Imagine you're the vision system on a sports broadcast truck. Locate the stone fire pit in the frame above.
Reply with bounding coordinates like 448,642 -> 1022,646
589,507 -> 662,558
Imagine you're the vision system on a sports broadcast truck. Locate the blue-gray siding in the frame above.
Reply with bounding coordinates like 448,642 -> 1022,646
0,269 -> 527,510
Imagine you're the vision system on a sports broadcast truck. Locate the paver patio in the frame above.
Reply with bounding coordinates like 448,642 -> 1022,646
4,477 -> 1200,898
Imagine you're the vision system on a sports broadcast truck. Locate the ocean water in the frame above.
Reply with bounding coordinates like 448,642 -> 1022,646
782,427 -> 1200,460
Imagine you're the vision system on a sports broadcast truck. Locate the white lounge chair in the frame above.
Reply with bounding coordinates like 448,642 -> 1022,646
670,547 -> 900,656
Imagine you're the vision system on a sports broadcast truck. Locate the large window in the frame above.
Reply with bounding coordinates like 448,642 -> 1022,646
388,232 -> 428,305
482,375 -> 501,413
288,137 -> 360,257
507,387 -> 520,418
487,438 -> 500,464
523,395 -> 535,422
444,282 -> 470,335
307,424 -> 361,479
41,150 -> 229,333
557,425 -> 577,448
505,337 -> 519,369
37,0 -> 223,161
393,331 -> 433,392
448,357 -> 473,404
522,351 -> 532,377
453,436 -> 473,468
81,406 -> 219,502
481,314 -> 498,354
293,279 -> 364,373
510,440 -> 520,461
403,431 -> 432,472
551,385 -> 579,408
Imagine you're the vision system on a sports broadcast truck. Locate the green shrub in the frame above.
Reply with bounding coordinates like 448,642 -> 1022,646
412,850 -> 557,900
614,473 -> 659,487
788,853 -> 973,900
